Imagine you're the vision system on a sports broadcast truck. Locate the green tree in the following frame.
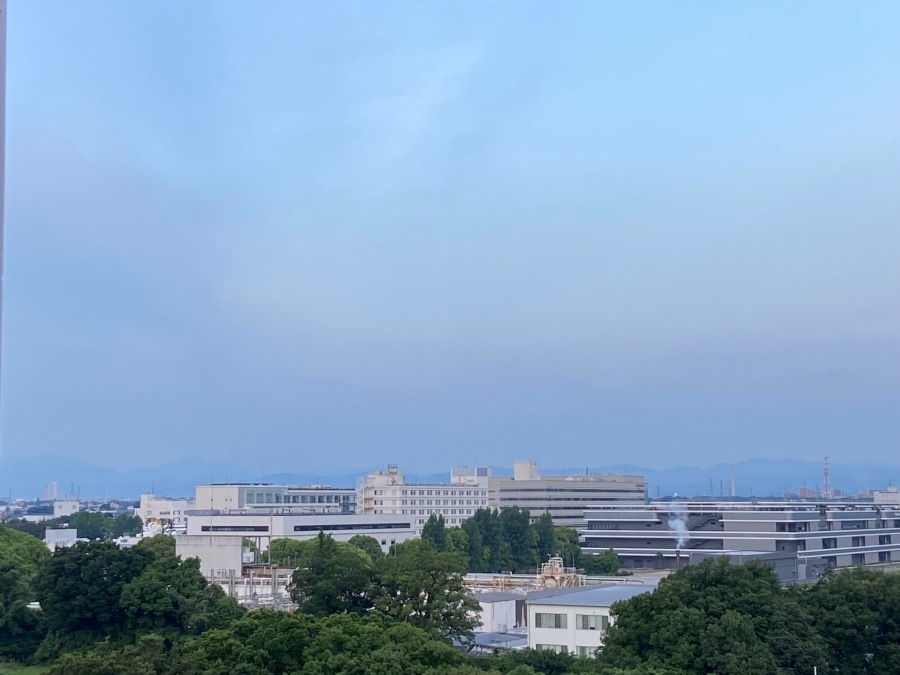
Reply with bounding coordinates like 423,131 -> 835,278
267,538 -> 309,568
533,512 -> 556,563
553,527 -> 582,569
111,514 -> 144,538
1,518 -> 47,539
583,548 -> 621,575
65,512 -> 114,541
35,540 -> 153,638
371,539 -> 479,642
119,554 -> 208,635
598,557 -> 829,674
801,566 -> 900,674
421,514 -> 448,551
446,527 -> 469,556
347,534 -> 384,560
133,534 -> 176,560
287,533 -> 374,616
461,519 -> 484,572
0,525 -> 51,661
499,507 -> 535,572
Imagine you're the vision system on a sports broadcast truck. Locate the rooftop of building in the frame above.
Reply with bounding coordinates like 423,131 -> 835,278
471,592 -> 525,603
527,582 -> 657,607
586,501 -> 888,513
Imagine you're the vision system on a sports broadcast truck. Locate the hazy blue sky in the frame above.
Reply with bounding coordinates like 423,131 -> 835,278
3,1 -> 899,473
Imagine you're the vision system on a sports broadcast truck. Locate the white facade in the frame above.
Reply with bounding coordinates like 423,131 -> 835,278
195,483 -> 355,514
874,487 -> 900,506
473,592 -> 525,633
53,499 -> 80,518
43,482 -> 59,501
184,511 -> 416,553
138,494 -> 195,532
526,584 -> 656,656
45,527 -> 78,551
487,461 -> 647,528
176,535 -> 245,578
357,465 -> 489,534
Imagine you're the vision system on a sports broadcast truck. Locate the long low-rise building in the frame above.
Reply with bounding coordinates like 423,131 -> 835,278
195,483 -> 356,514
184,510 -> 416,554
582,501 -> 900,578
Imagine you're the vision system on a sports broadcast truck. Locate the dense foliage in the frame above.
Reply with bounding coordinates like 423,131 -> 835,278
6,519 -> 900,674
597,558 -> 900,674
3,512 -> 143,541
0,533 -> 244,665
423,508 -> 621,574
0,526 -> 51,661
272,533 -> 480,641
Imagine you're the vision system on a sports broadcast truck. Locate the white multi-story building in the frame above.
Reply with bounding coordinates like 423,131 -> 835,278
137,494 -> 196,533
43,482 -> 59,501
357,465 -> 489,533
487,461 -> 647,528
194,483 -> 356,514
526,584 -> 656,657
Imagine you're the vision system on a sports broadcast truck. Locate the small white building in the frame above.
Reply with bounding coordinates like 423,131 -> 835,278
138,494 -> 196,532
45,527 -> 78,551
526,583 -> 657,657
53,499 -> 80,518
473,592 -> 526,633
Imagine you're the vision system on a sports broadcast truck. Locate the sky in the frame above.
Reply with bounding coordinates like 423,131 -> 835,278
2,1 -> 899,474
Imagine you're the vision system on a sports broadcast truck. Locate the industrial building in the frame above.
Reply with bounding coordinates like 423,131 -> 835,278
487,461 -> 647,528
582,501 -> 900,578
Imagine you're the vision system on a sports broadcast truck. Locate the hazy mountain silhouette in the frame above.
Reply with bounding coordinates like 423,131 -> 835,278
1,455 -> 894,500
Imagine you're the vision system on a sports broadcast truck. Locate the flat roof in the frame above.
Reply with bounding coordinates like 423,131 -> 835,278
527,583 -> 656,607
473,592 -> 524,603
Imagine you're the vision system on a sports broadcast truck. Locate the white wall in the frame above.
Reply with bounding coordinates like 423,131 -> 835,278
176,535 -> 244,578
528,603 -> 611,656
478,599 -> 518,632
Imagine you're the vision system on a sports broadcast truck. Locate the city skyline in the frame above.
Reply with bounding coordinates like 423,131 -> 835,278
3,2 -> 900,473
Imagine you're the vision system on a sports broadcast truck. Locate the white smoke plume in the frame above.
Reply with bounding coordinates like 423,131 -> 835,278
668,502 -> 690,549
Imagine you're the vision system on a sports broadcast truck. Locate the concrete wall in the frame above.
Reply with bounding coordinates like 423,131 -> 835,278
176,535 -> 243,578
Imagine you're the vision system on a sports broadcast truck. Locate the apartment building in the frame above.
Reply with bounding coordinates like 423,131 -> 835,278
487,461 -> 647,528
194,483 -> 356,514
526,584 -> 657,656
357,465 -> 489,533
582,501 -> 900,577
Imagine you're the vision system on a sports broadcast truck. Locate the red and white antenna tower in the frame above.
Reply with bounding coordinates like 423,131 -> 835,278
822,455 -> 831,499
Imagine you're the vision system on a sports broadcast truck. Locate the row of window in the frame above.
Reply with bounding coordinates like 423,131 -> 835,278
498,487 -> 645,494
400,509 -> 474,516
535,645 -> 600,658
533,613 -> 609,631
245,492 -> 353,505
372,489 -> 486,497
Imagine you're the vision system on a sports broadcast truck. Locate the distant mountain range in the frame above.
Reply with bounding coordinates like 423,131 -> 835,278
0,454 -> 896,501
